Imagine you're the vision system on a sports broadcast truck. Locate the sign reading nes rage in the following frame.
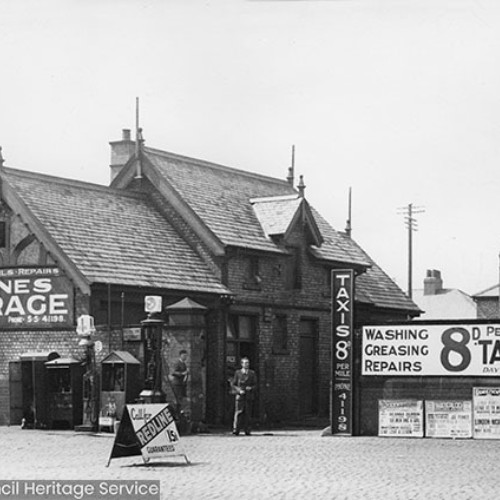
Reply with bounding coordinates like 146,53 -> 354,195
0,267 -> 73,328
362,324 -> 500,376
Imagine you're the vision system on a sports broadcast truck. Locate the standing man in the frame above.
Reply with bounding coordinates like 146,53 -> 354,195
171,350 -> 189,404
231,357 -> 257,436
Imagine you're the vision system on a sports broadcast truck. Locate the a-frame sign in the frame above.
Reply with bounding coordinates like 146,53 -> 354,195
107,404 -> 189,466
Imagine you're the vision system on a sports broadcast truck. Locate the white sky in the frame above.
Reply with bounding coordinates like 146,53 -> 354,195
1,0 -> 499,296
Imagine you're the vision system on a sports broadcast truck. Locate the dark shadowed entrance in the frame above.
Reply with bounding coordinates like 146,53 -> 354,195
299,318 -> 318,415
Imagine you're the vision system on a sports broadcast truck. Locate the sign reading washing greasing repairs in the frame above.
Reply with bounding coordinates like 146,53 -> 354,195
362,324 -> 500,376
331,269 -> 354,435
0,267 -> 73,328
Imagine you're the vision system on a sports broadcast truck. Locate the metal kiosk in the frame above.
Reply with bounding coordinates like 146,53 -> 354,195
10,351 -> 60,428
99,350 -> 141,431
45,357 -> 84,429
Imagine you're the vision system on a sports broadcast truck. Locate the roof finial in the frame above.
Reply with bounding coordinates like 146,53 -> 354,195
345,187 -> 352,237
287,145 -> 295,186
0,146 -> 4,168
135,97 -> 144,179
297,174 -> 305,198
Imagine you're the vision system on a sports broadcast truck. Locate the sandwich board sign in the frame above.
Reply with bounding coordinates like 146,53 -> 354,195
107,404 -> 189,466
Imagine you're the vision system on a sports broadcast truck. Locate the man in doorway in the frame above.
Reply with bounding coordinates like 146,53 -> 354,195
231,357 -> 257,436
171,350 -> 189,403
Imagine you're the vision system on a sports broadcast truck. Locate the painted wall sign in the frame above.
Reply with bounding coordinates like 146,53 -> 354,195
425,400 -> 472,439
473,387 -> 500,440
331,269 -> 354,435
378,400 -> 423,437
362,324 -> 500,376
0,267 -> 73,328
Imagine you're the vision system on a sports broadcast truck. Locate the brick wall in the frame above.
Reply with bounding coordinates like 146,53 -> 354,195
0,211 -> 97,425
224,219 -> 335,422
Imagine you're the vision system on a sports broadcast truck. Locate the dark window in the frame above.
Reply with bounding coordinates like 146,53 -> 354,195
272,315 -> 288,354
0,221 -> 6,248
226,314 -> 257,377
249,257 -> 260,281
243,256 -> 262,290
227,315 -> 256,340
285,247 -> 301,290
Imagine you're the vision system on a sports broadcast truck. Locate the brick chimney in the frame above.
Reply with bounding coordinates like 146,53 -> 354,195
109,129 -> 135,182
424,269 -> 443,295
297,175 -> 305,198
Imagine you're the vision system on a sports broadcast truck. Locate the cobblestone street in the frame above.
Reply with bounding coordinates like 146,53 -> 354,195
1,426 -> 499,500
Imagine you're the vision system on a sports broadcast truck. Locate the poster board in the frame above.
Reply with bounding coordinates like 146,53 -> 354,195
473,387 -> 500,440
362,324 -> 500,376
107,404 -> 189,465
425,400 -> 472,439
378,400 -> 423,437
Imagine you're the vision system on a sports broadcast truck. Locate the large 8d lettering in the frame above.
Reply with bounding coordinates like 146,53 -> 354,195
440,327 -> 471,372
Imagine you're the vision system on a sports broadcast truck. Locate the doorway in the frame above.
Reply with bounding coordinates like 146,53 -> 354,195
224,314 -> 257,423
299,318 -> 318,415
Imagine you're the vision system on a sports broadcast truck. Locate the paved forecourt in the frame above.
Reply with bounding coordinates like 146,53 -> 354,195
0,427 -> 498,500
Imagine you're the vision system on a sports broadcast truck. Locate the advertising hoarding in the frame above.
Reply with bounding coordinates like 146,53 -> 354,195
473,387 -> 500,440
0,267 -> 73,328
425,401 -> 472,439
331,270 -> 354,435
378,400 -> 423,437
362,324 -> 500,376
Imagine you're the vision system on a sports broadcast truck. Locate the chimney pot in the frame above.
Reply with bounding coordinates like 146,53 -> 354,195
109,129 -> 136,183
297,175 -> 305,198
424,269 -> 443,295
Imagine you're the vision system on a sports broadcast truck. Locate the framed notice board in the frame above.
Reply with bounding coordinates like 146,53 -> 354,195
425,400 -> 472,439
378,399 -> 423,437
473,387 -> 500,440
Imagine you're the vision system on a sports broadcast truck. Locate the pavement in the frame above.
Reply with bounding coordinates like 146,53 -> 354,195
0,426 -> 499,500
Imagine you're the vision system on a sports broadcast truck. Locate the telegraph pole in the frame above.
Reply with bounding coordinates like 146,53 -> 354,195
397,203 -> 425,298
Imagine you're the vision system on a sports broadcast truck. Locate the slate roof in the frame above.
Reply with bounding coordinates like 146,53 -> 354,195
1,144 -> 419,314
145,148 -> 369,267
348,239 -> 421,312
146,148 -> 296,254
251,195 -> 303,237
412,289 -> 477,320
2,167 -> 228,294
142,147 -> 418,313
473,283 -> 499,298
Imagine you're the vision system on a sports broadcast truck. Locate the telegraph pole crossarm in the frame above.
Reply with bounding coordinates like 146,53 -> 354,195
397,203 -> 425,298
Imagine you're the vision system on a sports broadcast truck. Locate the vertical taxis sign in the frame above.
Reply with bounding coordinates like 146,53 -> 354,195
0,267 -> 73,328
331,270 -> 354,435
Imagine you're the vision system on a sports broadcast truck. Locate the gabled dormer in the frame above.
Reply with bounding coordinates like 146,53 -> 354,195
250,193 -> 323,248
